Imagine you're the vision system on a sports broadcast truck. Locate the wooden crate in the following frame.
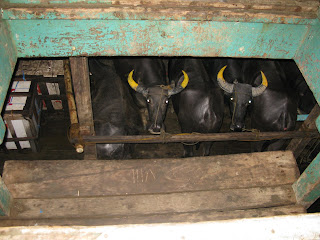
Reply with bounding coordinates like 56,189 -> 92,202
2,79 -> 41,153
0,151 -> 306,226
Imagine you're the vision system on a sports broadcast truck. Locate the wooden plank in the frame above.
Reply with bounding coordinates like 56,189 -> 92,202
81,130 -> 320,144
0,213 -> 319,240
7,185 -> 296,219
2,151 -> 300,198
286,104 -> 320,159
2,0 -> 319,24
0,176 -> 12,216
0,205 -> 306,227
0,20 -> 17,143
69,57 -> 96,160
6,20 -> 308,59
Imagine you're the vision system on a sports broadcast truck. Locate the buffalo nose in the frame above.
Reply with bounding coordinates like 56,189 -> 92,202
148,124 -> 163,135
230,124 -> 244,132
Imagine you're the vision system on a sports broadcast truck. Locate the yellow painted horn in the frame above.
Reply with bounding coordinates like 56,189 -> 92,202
128,70 -> 138,91
261,71 -> 268,87
181,70 -> 189,88
217,65 -> 234,94
252,71 -> 268,97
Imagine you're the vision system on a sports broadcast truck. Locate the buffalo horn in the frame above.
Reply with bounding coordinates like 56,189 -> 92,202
252,71 -> 268,97
217,65 -> 234,94
127,70 -> 148,97
168,70 -> 189,96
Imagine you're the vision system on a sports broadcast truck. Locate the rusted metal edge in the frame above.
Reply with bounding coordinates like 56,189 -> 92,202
80,130 -> 320,144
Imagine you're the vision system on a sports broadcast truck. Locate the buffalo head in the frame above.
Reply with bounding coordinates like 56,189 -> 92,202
217,65 -> 268,131
128,70 -> 189,134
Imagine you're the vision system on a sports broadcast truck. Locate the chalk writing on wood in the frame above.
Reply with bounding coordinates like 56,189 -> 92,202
132,168 -> 156,184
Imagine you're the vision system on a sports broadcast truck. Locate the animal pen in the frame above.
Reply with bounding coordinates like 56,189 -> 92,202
0,0 -> 320,238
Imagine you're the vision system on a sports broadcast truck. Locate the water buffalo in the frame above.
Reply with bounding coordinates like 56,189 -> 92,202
89,58 -> 143,159
113,57 -> 189,134
280,59 -> 317,114
169,58 -> 224,157
210,58 -> 297,151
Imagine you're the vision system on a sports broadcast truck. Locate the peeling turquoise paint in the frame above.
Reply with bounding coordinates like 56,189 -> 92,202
297,115 -> 309,121
0,21 -> 17,144
295,20 -> 320,132
293,153 -> 320,208
7,20 -> 308,59
0,176 -> 11,216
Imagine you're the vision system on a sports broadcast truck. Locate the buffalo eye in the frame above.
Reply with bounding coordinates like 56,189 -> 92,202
230,97 -> 234,102
248,100 -> 252,104
165,100 -> 169,104
147,99 -> 151,103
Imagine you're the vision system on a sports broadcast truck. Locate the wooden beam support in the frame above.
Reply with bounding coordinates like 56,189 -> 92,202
0,20 -> 17,144
69,57 -> 96,159
80,130 -> 320,144
286,104 -> 320,159
293,153 -> 320,208
0,176 -> 12,216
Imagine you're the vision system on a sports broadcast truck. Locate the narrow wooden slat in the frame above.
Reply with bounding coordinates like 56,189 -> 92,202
0,205 -> 305,227
69,57 -> 96,159
37,82 -> 53,112
2,151 -> 300,198
7,185 -> 296,219
5,119 -> 22,151
81,130 -> 320,144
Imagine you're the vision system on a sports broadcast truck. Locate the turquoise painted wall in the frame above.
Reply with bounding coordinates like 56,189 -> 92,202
0,21 -> 17,144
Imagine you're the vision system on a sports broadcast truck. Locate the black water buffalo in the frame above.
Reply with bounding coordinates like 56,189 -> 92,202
89,58 -> 143,159
113,57 -> 188,134
169,58 -> 224,157
210,58 -> 297,151
280,60 -> 317,114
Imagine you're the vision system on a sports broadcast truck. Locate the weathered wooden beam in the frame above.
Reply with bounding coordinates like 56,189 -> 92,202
6,19 -> 309,59
2,151 -> 299,198
80,130 -> 320,144
0,20 -> 17,144
2,0 -> 319,24
0,205 -> 306,227
69,57 -> 96,159
293,153 -> 320,208
295,21 -> 320,132
0,176 -> 12,216
0,213 -> 320,239
286,104 -> 320,159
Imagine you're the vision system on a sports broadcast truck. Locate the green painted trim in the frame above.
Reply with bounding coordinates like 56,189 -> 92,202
0,20 -> 17,144
0,176 -> 12,216
295,20 -> 320,132
7,20 -> 308,59
293,153 -> 320,208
